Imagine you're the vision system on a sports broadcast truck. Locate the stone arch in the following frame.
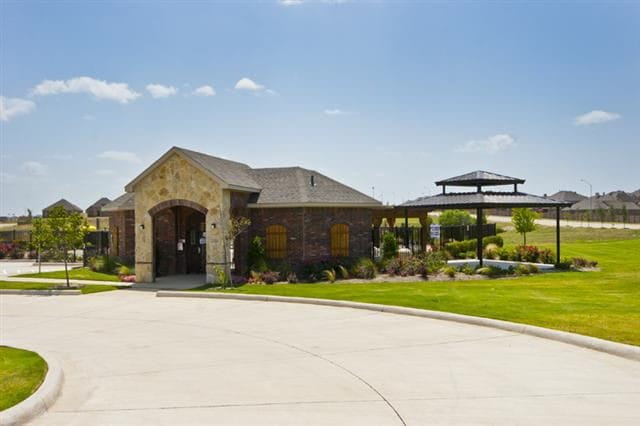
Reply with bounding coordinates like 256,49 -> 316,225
148,199 -> 208,216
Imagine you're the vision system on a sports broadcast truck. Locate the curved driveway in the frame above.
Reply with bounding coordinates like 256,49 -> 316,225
2,291 -> 639,425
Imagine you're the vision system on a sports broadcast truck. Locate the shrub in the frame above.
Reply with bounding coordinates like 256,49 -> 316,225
443,266 -> 456,278
572,257 -> 598,268
514,264 -> 531,276
527,264 -> 539,274
484,243 -> 499,259
231,275 -> 248,285
337,265 -> 350,279
459,264 -> 475,275
323,269 -> 337,283
477,266 -> 507,278
483,235 -> 504,247
539,248 -> 555,264
384,257 -> 403,276
262,271 -> 280,284
286,272 -> 298,283
249,270 -> 263,284
382,232 -> 398,260
117,264 -> 134,276
88,255 -> 120,274
354,258 -> 377,279
248,236 -> 268,272
515,245 -> 541,263
439,210 -> 473,226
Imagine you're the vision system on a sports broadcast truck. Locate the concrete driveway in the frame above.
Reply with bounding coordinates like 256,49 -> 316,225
2,291 -> 639,425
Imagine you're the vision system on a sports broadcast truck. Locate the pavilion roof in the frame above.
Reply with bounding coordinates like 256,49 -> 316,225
435,170 -> 525,187
401,191 -> 572,209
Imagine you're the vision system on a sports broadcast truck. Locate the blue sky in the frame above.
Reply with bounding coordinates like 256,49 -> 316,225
1,1 -> 638,216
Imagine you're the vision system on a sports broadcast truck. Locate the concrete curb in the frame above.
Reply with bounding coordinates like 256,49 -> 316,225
0,289 -> 82,296
0,350 -> 64,426
157,291 -> 640,362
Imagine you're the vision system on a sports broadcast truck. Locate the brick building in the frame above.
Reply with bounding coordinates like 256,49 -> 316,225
102,147 -> 382,283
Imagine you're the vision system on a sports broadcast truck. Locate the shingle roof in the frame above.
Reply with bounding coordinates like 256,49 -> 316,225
102,193 -> 135,212
248,167 -> 380,206
401,192 -> 572,209
549,191 -> 587,204
565,198 -> 640,211
176,147 -> 260,191
436,171 -> 525,187
43,199 -> 83,214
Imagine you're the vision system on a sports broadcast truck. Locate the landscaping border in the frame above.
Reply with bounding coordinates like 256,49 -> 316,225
157,291 -> 640,362
0,289 -> 81,296
0,350 -> 64,426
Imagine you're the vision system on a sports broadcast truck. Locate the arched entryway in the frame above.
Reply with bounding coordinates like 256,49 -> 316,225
149,200 -> 207,278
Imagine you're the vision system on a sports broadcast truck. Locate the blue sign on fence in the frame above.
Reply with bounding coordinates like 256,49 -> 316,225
430,224 -> 441,239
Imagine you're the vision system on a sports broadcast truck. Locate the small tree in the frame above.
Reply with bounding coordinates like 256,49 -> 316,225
248,236 -> 268,272
511,208 -> 539,245
622,205 -> 629,229
608,205 -> 616,226
597,207 -> 606,228
30,217 -> 52,273
222,216 -> 251,287
382,232 -> 398,260
47,206 -> 88,287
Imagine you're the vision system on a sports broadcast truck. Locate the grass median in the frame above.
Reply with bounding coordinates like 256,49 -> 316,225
0,346 -> 48,411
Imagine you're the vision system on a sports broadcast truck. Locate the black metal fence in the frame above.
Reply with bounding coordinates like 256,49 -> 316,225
373,223 -> 497,255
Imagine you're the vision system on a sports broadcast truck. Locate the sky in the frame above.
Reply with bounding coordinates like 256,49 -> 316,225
1,1 -> 639,216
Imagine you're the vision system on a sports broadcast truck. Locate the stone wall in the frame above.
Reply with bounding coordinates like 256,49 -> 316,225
131,152 -> 226,283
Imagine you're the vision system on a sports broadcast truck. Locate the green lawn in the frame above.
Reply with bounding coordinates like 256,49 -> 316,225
0,346 -> 48,411
15,267 -> 120,282
215,228 -> 640,346
0,281 -> 121,294
502,225 -> 640,246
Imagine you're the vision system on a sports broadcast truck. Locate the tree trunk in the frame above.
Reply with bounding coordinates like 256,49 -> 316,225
63,245 -> 70,288
523,233 -> 527,246
38,248 -> 42,274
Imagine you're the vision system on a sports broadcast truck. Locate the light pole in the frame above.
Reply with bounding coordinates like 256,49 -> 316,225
580,179 -> 593,226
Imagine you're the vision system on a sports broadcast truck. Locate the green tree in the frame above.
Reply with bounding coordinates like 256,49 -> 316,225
608,205 -> 616,226
622,205 -> 629,229
511,208 -> 539,245
30,217 -> 53,273
382,232 -> 398,260
438,210 -> 473,226
47,206 -> 89,287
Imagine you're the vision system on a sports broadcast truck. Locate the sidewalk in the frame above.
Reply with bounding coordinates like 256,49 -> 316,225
488,215 -> 640,230
2,276 -> 132,287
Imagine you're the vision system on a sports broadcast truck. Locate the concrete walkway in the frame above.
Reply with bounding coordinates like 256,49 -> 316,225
2,291 -> 639,425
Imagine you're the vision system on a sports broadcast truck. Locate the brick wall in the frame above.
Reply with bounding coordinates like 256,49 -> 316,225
106,210 -> 135,265
248,207 -> 373,272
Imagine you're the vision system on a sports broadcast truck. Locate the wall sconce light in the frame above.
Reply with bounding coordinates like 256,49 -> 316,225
139,224 -> 145,230
210,223 -> 217,229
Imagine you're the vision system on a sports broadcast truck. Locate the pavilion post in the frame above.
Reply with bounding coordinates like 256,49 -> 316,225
476,207 -> 483,267
404,208 -> 409,251
556,206 -> 561,265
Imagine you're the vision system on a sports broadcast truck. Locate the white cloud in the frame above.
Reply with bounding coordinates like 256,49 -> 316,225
0,96 -> 36,122
456,134 -> 516,153
22,161 -> 47,177
193,85 -> 216,97
146,84 -> 178,99
324,108 -> 347,115
235,78 -> 266,92
31,77 -> 141,104
95,169 -> 116,176
97,150 -> 141,163
278,0 -> 304,5
574,110 -> 621,125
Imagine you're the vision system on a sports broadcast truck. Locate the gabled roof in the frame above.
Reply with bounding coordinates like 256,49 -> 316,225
86,197 -> 112,210
102,193 -> 135,212
600,191 -> 637,203
248,167 -> 380,207
43,198 -> 83,213
124,147 -> 261,193
563,197 -> 640,211
549,190 -> 587,204
436,170 -> 525,187
401,192 -> 571,209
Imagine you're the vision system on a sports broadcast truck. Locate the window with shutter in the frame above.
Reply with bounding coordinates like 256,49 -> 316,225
266,225 -> 287,259
330,224 -> 349,257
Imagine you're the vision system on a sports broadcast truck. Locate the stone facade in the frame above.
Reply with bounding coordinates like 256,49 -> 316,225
130,152 -> 228,283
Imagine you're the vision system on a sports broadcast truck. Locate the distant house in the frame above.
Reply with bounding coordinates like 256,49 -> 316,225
42,199 -> 83,218
549,190 -> 587,204
563,195 -> 640,222
86,197 -> 112,217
